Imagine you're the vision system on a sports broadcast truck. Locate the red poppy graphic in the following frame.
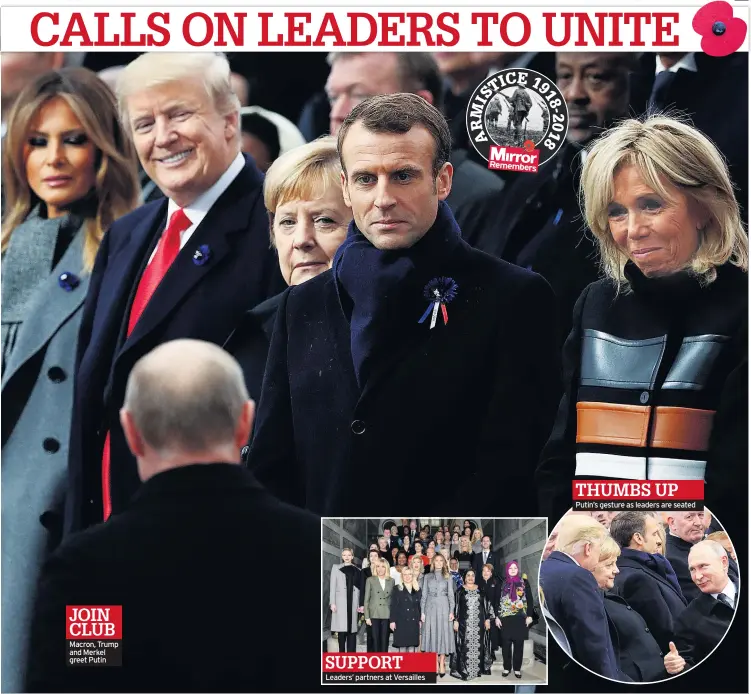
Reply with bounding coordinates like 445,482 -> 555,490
692,1 -> 748,57
523,139 -> 536,152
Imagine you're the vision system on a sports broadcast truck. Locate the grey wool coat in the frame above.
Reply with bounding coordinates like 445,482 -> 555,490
330,563 -> 361,633
1,228 -> 89,693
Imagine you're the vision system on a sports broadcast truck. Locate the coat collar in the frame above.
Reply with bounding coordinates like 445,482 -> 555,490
616,550 -> 687,600
129,462 -> 263,508
2,227 -> 87,388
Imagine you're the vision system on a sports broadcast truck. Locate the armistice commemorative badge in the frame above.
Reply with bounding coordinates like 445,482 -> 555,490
466,68 -> 569,174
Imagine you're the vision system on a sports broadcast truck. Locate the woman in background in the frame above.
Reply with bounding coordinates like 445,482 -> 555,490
391,566 -> 422,652
479,563 -> 502,655
471,528 -> 484,554
454,536 -> 474,574
391,550 -> 409,586
1,67 -> 139,694
450,531 -> 461,557
410,554 -> 426,591
402,535 -> 414,557
593,537 -> 669,682
378,536 -> 394,566
421,553 -> 455,677
362,543 -> 379,569
365,558 -> 394,652
496,560 -> 535,678
227,135 -> 351,404
450,569 -> 493,680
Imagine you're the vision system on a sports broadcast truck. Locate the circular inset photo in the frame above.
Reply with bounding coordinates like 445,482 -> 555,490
539,508 -> 739,683
484,87 -> 551,149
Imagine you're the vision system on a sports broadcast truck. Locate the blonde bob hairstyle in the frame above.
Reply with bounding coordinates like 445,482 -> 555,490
263,135 -> 342,247
596,536 -> 622,564
459,536 -> 472,553
115,52 -> 240,127
580,115 -> 748,289
2,68 -> 140,272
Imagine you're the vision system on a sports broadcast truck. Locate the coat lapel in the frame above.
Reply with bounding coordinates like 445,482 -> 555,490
356,243 -> 472,410
2,230 -> 87,388
116,163 -> 262,366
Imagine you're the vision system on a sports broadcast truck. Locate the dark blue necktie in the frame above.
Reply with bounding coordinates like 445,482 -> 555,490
717,593 -> 734,609
649,69 -> 681,111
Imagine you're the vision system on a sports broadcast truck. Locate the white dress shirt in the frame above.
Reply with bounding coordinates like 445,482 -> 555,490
390,567 -> 403,586
655,53 -> 698,75
711,578 -> 736,606
379,577 -> 386,591
560,551 -> 581,567
149,151 -> 245,263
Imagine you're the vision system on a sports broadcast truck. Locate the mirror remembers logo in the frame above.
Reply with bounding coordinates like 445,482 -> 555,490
466,68 -> 569,174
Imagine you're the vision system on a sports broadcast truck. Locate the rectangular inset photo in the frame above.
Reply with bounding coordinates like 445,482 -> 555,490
321,518 -> 549,685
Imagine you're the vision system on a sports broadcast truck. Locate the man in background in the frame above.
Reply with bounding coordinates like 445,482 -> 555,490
325,51 -> 507,250
480,52 -> 636,346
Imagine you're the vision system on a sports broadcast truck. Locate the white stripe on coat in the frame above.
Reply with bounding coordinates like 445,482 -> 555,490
575,453 -> 706,480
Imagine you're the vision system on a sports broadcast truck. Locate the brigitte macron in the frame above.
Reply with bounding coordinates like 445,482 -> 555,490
538,116 -> 748,521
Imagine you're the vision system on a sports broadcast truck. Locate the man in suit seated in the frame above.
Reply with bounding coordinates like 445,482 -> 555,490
26,340 -> 321,692
610,512 -> 688,653
248,93 -> 560,518
663,540 -> 739,675
67,52 -> 284,535
665,510 -> 728,604
472,535 -> 499,576
540,513 -> 629,681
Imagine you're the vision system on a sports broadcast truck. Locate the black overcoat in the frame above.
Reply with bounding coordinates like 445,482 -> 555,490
247,236 -> 560,517
66,155 -> 284,533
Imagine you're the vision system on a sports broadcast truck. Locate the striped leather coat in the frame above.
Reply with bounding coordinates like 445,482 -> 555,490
537,261 -> 747,524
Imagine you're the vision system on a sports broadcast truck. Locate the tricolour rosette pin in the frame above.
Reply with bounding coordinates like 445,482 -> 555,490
418,276 -> 458,329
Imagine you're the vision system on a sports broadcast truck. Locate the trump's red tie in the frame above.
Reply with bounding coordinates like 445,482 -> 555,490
101,208 -> 191,520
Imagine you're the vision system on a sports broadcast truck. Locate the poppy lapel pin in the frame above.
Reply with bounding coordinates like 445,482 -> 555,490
418,276 -> 458,329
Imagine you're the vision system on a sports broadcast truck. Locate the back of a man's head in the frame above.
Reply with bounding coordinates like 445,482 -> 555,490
121,340 -> 252,480
610,511 -> 649,549
556,513 -> 608,568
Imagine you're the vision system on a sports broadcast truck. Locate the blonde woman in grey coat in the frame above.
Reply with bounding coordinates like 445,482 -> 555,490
421,553 -> 456,677
329,548 -> 361,652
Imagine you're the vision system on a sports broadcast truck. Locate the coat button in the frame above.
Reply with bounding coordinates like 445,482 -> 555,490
626,606 -> 632,610
241,445 -> 250,460
351,420 -> 366,435
640,391 -> 650,404
43,438 -> 60,453
47,367 -> 67,383
645,627 -> 650,633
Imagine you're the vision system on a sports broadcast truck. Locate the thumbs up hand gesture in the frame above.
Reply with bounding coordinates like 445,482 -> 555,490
664,641 -> 686,674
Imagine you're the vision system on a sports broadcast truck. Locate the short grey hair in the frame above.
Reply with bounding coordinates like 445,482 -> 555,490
123,339 -> 249,455
116,52 -> 241,127
689,539 -> 728,561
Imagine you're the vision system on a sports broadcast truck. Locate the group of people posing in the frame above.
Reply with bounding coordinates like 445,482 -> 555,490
541,510 -> 738,683
329,522 -> 538,681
